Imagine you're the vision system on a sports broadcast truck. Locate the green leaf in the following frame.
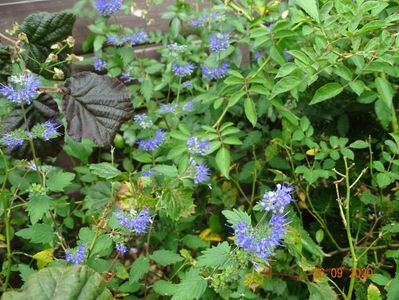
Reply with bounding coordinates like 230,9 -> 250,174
244,97 -> 257,127
349,80 -> 365,96
153,280 -> 178,296
271,76 -> 301,97
171,269 -> 207,300
27,194 -> 52,224
153,165 -> 179,177
62,72 -> 133,146
376,173 -> 391,188
196,242 -> 231,268
159,186 -> 194,220
2,265 -> 112,300
296,0 -> 319,22
308,281 -> 337,300
375,77 -> 394,109
222,209 -> 251,227
310,83 -> 343,105
387,275 -> 399,300
349,140 -> 369,149
129,256 -> 150,283
89,163 -> 121,179
368,283 -> 382,300
91,234 -> 113,256
64,137 -> 95,164
150,250 -> 184,266
16,223 -> 55,244
18,11 -> 76,79
216,147 -> 231,178
375,99 -> 391,129
46,169 -> 75,192
227,90 -> 245,107
141,78 -> 153,101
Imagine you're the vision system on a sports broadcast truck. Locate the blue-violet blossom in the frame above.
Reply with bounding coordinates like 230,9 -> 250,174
65,245 -> 86,264
201,63 -> 229,80
260,183 -> 293,214
115,243 -> 128,254
134,113 -> 153,129
116,208 -> 151,233
187,137 -> 210,155
172,62 -> 195,77
209,33 -> 230,53
137,129 -> 165,151
0,74 -> 39,105
93,57 -> 107,71
95,0 -> 122,16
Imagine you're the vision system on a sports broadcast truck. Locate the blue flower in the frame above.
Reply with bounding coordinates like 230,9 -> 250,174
95,0 -> 122,16
182,101 -> 193,111
168,43 -> 187,52
260,183 -> 294,214
116,208 -> 152,233
120,71 -> 133,83
190,158 -> 210,184
201,63 -> 229,80
1,134 -> 24,149
134,113 -> 153,129
106,34 -> 119,46
137,129 -> 165,151
209,33 -> 230,53
234,221 -> 255,251
187,137 -> 210,156
172,62 -> 195,77
122,32 -> 148,45
190,16 -> 208,27
160,103 -> 177,113
141,168 -> 155,177
93,57 -> 107,71
182,80 -> 192,88
0,74 -> 39,105
284,49 -> 292,61
252,51 -> 264,61
115,243 -> 128,254
65,245 -> 86,264
42,120 -> 60,141
28,161 -> 37,171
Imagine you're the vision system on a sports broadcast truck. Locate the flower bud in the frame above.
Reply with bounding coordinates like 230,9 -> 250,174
67,54 -> 84,63
18,32 -> 28,43
45,53 -> 58,63
53,68 -> 64,80
66,36 -> 75,48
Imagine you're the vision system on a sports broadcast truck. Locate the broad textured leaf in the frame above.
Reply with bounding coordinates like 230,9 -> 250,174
296,0 -> 320,23
171,269 -> 207,300
308,281 -> 337,300
387,275 -> 399,300
310,83 -> 343,105
2,93 -> 63,159
18,11 -> 76,79
196,242 -> 231,268
150,250 -> 183,266
153,280 -> 178,296
2,265 -> 112,300
160,186 -> 195,220
62,72 -> 133,146
129,256 -> 150,283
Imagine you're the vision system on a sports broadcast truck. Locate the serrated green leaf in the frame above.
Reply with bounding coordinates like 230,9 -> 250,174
27,194 -> 52,224
150,250 -> 183,266
129,256 -> 150,283
171,269 -> 207,300
46,169 -> 75,192
153,280 -> 178,296
16,223 -> 55,244
349,140 -> 369,149
310,83 -> 343,105
2,265 -> 112,300
222,209 -> 251,227
196,242 -> 230,268
89,163 -> 121,179
296,0 -> 320,23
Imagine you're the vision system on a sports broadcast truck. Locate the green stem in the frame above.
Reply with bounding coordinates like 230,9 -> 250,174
391,104 -> 398,132
342,157 -> 358,300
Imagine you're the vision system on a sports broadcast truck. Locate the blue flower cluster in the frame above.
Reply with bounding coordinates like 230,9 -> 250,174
106,34 -> 119,46
190,12 -> 221,27
115,243 -> 128,254
120,71 -> 133,83
137,129 -> 165,151
95,0 -> 122,16
93,57 -> 107,71
201,63 -> 229,80
172,62 -> 195,77
260,184 -> 294,214
1,134 -> 24,149
160,103 -> 177,113
42,120 -> 60,141
182,80 -> 192,88
116,208 -> 151,233
187,137 -> 210,156
182,101 -> 193,111
0,74 -> 39,105
209,33 -> 230,53
233,184 -> 294,262
141,168 -> 155,177
122,32 -> 148,46
190,158 -> 210,184
65,245 -> 86,264
134,113 -> 153,129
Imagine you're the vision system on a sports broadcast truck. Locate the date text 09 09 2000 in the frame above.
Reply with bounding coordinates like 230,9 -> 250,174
313,267 -> 373,280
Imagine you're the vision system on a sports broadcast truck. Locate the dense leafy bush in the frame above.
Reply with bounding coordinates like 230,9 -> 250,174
1,0 -> 399,299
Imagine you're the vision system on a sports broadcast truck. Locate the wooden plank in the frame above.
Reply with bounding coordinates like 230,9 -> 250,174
0,0 -> 175,53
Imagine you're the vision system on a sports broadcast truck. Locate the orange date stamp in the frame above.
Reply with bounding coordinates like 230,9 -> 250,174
312,267 -> 374,280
